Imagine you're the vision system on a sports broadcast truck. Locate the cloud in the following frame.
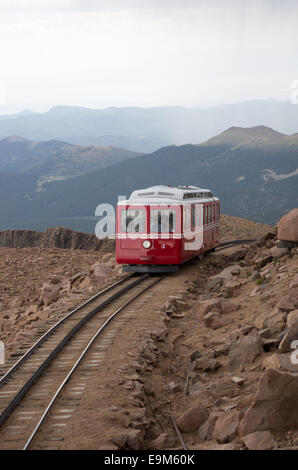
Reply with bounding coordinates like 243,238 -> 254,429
0,0 -> 297,110
0,0 -> 296,13
0,0 -> 199,12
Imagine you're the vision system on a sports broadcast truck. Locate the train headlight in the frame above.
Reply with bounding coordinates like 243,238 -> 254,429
143,240 -> 151,249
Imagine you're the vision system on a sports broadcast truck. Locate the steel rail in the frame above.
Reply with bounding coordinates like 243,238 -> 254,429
0,274 -> 134,388
23,276 -> 161,450
0,237 -> 256,390
215,239 -> 256,252
217,238 -> 256,248
0,274 -> 150,429
0,237 -> 258,445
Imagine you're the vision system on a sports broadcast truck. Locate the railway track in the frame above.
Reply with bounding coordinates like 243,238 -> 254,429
0,237 -> 255,449
0,273 -> 162,450
216,238 -> 256,252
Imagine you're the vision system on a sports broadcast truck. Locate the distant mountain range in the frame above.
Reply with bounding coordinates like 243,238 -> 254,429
0,136 -> 141,184
0,109 -> 37,120
0,100 -> 297,152
0,125 -> 297,232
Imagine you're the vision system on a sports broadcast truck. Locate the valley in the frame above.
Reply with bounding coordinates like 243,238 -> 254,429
0,125 -> 297,231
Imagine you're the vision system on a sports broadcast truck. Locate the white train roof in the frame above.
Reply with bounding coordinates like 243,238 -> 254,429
118,185 -> 219,205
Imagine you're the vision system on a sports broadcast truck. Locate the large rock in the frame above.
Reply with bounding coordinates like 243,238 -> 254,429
228,332 -> 263,371
111,429 -> 144,450
164,297 -> 191,315
210,264 -> 247,283
38,282 -> 61,306
176,404 -> 209,433
203,311 -> 223,329
192,298 -> 239,320
150,433 -> 176,450
69,271 -> 88,286
192,299 -> 222,320
254,254 -> 273,270
277,289 -> 298,313
253,307 -> 285,334
262,352 -> 298,373
240,369 -> 298,436
194,356 -> 222,372
242,431 -> 277,450
270,246 -> 289,259
90,262 -> 112,283
198,412 -> 223,441
287,309 -> 298,328
279,319 -> 298,353
213,410 -> 241,443
221,300 -> 240,314
290,275 -> 298,289
196,377 -> 240,399
277,208 -> 298,242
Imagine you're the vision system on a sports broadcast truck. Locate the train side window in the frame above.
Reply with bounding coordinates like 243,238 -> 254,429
191,206 -> 195,229
203,206 -> 207,225
212,205 -> 214,222
196,205 -> 203,227
208,206 -> 211,224
183,206 -> 191,231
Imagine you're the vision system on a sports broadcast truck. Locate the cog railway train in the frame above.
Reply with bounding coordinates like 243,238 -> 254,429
116,185 -> 220,273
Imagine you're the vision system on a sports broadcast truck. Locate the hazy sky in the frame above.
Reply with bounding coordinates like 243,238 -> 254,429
0,0 -> 297,113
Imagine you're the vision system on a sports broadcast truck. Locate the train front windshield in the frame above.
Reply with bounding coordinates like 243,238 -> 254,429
119,207 -> 178,235
121,209 -> 146,233
150,209 -> 176,233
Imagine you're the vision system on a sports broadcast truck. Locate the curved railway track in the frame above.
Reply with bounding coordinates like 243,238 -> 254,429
216,238 -> 255,252
0,273 -> 162,450
0,237 -> 255,449
0,275 -> 135,388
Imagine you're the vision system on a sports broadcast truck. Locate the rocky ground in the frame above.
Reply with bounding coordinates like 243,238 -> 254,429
1,211 -> 298,450
219,214 -> 272,242
138,233 -> 298,450
0,248 -> 122,356
0,214 -> 270,358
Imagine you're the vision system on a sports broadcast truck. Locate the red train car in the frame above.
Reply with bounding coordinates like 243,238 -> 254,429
116,185 -> 220,273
